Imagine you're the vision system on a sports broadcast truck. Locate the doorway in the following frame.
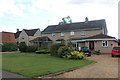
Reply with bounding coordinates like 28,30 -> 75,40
89,41 -> 94,50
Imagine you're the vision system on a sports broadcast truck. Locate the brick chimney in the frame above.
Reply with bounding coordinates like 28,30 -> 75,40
17,28 -> 19,32
85,17 -> 88,23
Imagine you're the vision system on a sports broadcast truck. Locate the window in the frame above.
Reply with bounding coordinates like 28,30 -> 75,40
80,31 -> 86,36
21,36 -> 26,40
102,41 -> 108,47
61,32 -> 64,36
52,33 -> 56,37
70,31 -> 74,36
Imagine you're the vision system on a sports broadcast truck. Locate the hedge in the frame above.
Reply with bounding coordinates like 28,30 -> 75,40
2,43 -> 18,52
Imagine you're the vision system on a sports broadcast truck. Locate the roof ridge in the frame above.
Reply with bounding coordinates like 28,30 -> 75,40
47,19 -> 105,27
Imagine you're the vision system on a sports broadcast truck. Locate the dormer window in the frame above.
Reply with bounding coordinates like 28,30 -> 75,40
52,33 -> 56,37
61,32 -> 64,37
80,31 -> 86,36
70,31 -> 74,36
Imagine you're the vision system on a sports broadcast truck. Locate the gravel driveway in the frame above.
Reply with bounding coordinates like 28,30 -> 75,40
54,54 -> 119,78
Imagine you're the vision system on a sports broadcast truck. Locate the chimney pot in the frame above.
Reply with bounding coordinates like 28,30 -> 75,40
17,28 -> 19,32
85,17 -> 88,22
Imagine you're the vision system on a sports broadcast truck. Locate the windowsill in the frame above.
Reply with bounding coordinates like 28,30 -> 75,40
60,36 -> 64,37
102,46 -> 108,48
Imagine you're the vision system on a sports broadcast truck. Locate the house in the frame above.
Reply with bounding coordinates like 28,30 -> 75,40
14,28 -> 41,45
29,36 -> 52,48
41,18 -> 117,53
0,31 -> 16,43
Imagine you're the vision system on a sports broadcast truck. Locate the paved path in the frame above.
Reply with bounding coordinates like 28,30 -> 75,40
54,54 -> 119,78
2,70 -> 26,78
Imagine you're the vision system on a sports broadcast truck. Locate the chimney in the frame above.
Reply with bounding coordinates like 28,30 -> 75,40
17,28 -> 19,32
85,17 -> 88,23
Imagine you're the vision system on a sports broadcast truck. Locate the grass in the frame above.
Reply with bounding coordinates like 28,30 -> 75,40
2,53 -> 95,77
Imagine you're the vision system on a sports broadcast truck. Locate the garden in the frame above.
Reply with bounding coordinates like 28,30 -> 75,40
2,42 -> 96,77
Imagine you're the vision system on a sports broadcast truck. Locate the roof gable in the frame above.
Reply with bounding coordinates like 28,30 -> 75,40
14,31 -> 22,38
24,29 -> 39,36
14,28 -> 40,39
42,19 -> 106,33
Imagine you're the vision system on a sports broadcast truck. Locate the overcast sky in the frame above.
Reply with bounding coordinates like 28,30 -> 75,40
0,0 -> 119,39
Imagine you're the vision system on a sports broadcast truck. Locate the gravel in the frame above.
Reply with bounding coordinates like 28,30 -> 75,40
54,54 -> 119,78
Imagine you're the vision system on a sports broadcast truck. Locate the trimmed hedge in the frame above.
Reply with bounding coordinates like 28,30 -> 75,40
18,43 -> 27,52
26,46 -> 37,52
18,43 -> 37,52
2,43 -> 18,52
36,49 -> 50,54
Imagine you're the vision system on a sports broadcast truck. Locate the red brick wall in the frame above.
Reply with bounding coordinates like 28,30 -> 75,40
0,32 -> 16,43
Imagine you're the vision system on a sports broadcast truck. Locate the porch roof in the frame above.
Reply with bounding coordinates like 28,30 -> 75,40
30,36 -> 52,42
56,38 -> 65,41
70,34 -> 117,42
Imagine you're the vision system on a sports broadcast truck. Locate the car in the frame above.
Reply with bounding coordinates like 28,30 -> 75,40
79,47 -> 91,56
111,46 -> 120,57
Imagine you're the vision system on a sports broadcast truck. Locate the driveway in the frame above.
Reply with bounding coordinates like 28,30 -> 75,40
54,54 -> 119,78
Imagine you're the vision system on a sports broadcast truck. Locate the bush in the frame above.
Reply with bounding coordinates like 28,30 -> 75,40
2,43 -> 18,52
36,49 -> 50,54
26,46 -> 37,52
18,43 -> 27,52
58,46 -> 74,58
94,50 -> 101,55
63,51 -> 85,60
50,43 -> 65,57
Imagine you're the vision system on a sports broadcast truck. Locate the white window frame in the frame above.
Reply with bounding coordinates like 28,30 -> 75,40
52,33 -> 56,37
80,31 -> 86,36
61,32 -> 64,37
102,41 -> 108,47
70,31 -> 74,36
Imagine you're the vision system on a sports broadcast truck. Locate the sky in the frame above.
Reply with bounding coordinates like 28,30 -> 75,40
0,0 -> 119,39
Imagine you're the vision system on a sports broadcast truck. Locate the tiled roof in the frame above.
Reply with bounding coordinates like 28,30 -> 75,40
30,36 -> 52,42
56,38 -> 65,41
70,34 -> 116,40
14,28 -> 39,39
0,32 -> 16,43
14,31 -> 22,38
42,19 -> 106,33
24,29 -> 39,36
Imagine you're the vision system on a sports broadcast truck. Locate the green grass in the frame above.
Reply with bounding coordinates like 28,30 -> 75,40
2,53 -> 95,77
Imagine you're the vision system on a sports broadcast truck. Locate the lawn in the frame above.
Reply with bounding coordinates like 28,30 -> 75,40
2,53 -> 95,77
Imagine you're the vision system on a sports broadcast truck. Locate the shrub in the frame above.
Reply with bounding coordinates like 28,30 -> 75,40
58,46 -> 74,58
36,49 -> 50,54
63,51 -> 85,60
18,43 -> 27,52
50,43 -> 65,57
26,46 -> 37,52
2,43 -> 18,52
94,50 -> 101,55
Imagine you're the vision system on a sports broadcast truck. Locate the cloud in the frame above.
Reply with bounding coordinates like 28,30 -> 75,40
68,0 -> 116,6
0,0 -> 119,38
0,0 -> 27,17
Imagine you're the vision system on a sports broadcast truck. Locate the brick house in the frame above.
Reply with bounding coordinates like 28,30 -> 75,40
14,28 -> 41,45
41,18 -> 117,53
0,31 -> 16,43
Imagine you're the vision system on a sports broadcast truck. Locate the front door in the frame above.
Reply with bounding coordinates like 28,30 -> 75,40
89,41 -> 94,50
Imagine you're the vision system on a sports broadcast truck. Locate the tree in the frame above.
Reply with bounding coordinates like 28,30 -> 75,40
59,16 -> 72,25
